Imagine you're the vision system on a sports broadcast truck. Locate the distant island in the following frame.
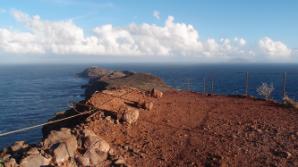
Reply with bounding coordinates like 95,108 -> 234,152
1,67 -> 297,167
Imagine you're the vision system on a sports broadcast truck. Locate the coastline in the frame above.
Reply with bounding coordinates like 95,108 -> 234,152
1,66 -> 297,167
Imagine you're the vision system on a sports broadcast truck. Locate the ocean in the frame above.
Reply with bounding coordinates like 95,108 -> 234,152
1,64 -> 298,149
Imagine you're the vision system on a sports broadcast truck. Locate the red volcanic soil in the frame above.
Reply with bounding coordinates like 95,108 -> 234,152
84,90 -> 298,167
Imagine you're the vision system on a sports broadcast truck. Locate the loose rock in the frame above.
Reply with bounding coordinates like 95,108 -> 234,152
3,158 -> 17,167
53,142 -> 71,165
43,128 -> 76,149
143,102 -> 154,111
121,107 -> 140,124
151,88 -> 163,98
10,141 -> 28,152
19,152 -> 51,167
43,128 -> 78,165
80,129 -> 111,166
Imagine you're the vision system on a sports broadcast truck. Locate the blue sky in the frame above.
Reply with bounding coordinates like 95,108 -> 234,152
0,0 -> 297,63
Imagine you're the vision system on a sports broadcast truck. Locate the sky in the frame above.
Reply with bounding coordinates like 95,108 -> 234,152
0,0 -> 297,64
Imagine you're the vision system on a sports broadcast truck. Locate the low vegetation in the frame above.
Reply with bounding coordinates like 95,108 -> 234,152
257,82 -> 274,100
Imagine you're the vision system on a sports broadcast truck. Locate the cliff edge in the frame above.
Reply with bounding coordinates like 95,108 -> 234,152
1,67 -> 298,167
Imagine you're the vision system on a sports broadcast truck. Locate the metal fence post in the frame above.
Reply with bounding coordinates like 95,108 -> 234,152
188,79 -> 192,91
211,80 -> 214,94
282,72 -> 287,98
244,72 -> 249,96
203,78 -> 206,94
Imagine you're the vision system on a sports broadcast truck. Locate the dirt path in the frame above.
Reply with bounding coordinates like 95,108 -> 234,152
85,90 -> 298,167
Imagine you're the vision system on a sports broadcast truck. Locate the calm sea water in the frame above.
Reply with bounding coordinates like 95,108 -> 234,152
0,64 -> 298,148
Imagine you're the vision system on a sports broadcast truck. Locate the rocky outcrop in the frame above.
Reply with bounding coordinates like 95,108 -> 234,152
78,66 -> 135,80
79,66 -> 172,97
77,66 -> 111,78
0,127 -> 128,167
0,67 -> 169,166
1,86 -> 164,167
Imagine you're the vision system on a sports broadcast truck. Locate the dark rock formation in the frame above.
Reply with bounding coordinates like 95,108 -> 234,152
79,66 -> 172,97
77,66 -> 111,78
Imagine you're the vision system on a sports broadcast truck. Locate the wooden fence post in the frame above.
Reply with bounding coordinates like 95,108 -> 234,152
282,72 -> 287,98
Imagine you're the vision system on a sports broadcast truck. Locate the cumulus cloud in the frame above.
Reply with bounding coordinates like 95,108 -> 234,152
234,37 -> 246,46
259,37 -> 292,58
0,10 -> 251,60
153,10 -> 161,20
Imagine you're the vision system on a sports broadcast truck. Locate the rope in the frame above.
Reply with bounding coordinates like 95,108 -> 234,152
0,87 -> 140,137
0,110 -> 93,137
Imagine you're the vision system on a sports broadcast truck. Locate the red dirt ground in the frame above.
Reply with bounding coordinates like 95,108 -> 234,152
84,89 -> 298,167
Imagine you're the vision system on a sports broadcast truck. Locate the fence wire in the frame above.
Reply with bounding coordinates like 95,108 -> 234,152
174,72 -> 298,101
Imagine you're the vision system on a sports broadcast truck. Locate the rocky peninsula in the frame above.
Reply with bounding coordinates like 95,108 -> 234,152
1,67 -> 298,167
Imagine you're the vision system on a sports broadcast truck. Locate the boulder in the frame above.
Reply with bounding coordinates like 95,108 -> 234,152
143,102 -> 154,111
121,107 -> 140,124
2,154 -> 11,161
78,129 -> 111,166
114,157 -> 126,165
76,155 -> 90,166
83,130 -> 110,153
65,158 -> 78,167
43,128 -> 77,151
19,152 -> 51,167
3,158 -> 17,167
151,88 -> 163,98
10,141 -> 29,152
283,96 -> 298,109
53,143 -> 71,165
43,128 -> 70,148
84,147 -> 108,166
43,128 -> 78,165
26,148 -> 39,155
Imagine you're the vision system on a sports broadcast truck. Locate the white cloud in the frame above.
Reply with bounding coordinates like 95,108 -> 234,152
0,10 -> 250,60
234,37 -> 246,46
153,10 -> 161,20
239,38 -> 246,46
259,37 -> 292,58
